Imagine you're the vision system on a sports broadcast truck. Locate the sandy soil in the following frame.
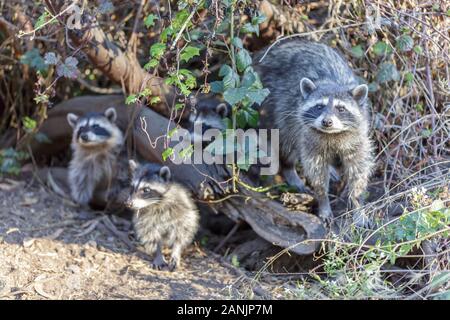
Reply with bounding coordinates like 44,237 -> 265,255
0,176 -> 274,300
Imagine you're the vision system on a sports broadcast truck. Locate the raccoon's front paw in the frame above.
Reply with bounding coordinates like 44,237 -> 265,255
150,258 -> 168,271
167,258 -> 179,272
353,210 -> 372,229
150,251 -> 168,270
318,207 -> 333,225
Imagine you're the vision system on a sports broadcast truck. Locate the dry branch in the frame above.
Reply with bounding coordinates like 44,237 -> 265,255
43,0 -> 189,121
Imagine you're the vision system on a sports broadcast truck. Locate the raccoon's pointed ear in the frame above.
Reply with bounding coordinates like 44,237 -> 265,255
67,113 -> 79,128
129,159 -> 139,173
300,78 -> 316,98
159,166 -> 171,182
216,103 -> 229,118
351,84 -> 368,105
104,107 -> 117,123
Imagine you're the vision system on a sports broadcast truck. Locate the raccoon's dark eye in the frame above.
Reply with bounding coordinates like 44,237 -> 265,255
316,105 -> 324,110
337,106 -> 346,113
92,124 -> 99,128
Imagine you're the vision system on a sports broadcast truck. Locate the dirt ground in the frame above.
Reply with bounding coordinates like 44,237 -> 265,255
0,175 -> 279,300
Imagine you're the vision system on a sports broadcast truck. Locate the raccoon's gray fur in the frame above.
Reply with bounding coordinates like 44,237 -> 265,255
67,107 -> 124,207
254,40 -> 375,226
126,160 -> 199,271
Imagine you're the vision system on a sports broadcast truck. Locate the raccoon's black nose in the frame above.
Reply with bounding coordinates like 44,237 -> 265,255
322,118 -> 333,128
80,133 -> 89,141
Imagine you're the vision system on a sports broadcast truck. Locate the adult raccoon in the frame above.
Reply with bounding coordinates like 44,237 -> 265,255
254,40 -> 375,227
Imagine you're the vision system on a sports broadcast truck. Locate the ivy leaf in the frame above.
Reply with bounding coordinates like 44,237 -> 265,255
44,52 -> 59,65
373,41 -> 393,56
162,147 -> 174,161
220,65 -> 239,89
172,9 -> 190,31
413,45 -> 423,55
20,49 -> 47,72
22,116 -> 36,132
236,49 -> 252,73
160,27 -> 173,43
231,37 -> 243,49
150,43 -> 166,59
144,59 -> 159,70
252,14 -> 266,25
125,94 -> 138,105
246,88 -> 270,105
241,23 -> 259,35
404,72 -> 414,86
396,34 -> 414,52
180,46 -> 200,63
56,57 -> 79,79
210,81 -> 224,93
351,45 -> 364,58
144,14 -> 157,28
150,96 -> 161,105
34,11 -> 49,30
223,88 -> 247,105
376,63 -> 400,83
34,132 -> 51,144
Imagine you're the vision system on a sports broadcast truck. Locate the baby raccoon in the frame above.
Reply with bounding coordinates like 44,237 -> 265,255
254,40 -> 375,226
126,160 -> 199,271
67,107 -> 124,207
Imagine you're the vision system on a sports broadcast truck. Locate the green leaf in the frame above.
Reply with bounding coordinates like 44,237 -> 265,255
252,14 -> 266,25
175,103 -> 184,110
160,27 -> 173,43
144,59 -> 159,70
396,34 -> 414,52
404,72 -> 414,85
421,129 -> 432,138
34,11 -> 49,30
150,43 -> 166,59
223,88 -> 247,105
413,45 -> 423,55
125,94 -> 138,105
220,65 -> 239,89
351,45 -> 364,58
20,49 -> 47,72
210,81 -> 224,93
241,23 -> 259,35
162,147 -> 174,161
172,9 -> 190,31
139,88 -> 152,97
22,117 -> 36,132
376,63 -> 400,83
150,96 -> 161,105
167,127 -> 178,138
231,37 -> 243,49
231,255 -> 240,267
246,88 -> 270,105
219,64 -> 232,77
373,41 -> 393,56
144,14 -> 157,28
236,49 -> 252,73
180,46 -> 200,63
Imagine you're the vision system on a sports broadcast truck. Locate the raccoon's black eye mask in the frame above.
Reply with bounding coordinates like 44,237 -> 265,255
76,125 -> 111,139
